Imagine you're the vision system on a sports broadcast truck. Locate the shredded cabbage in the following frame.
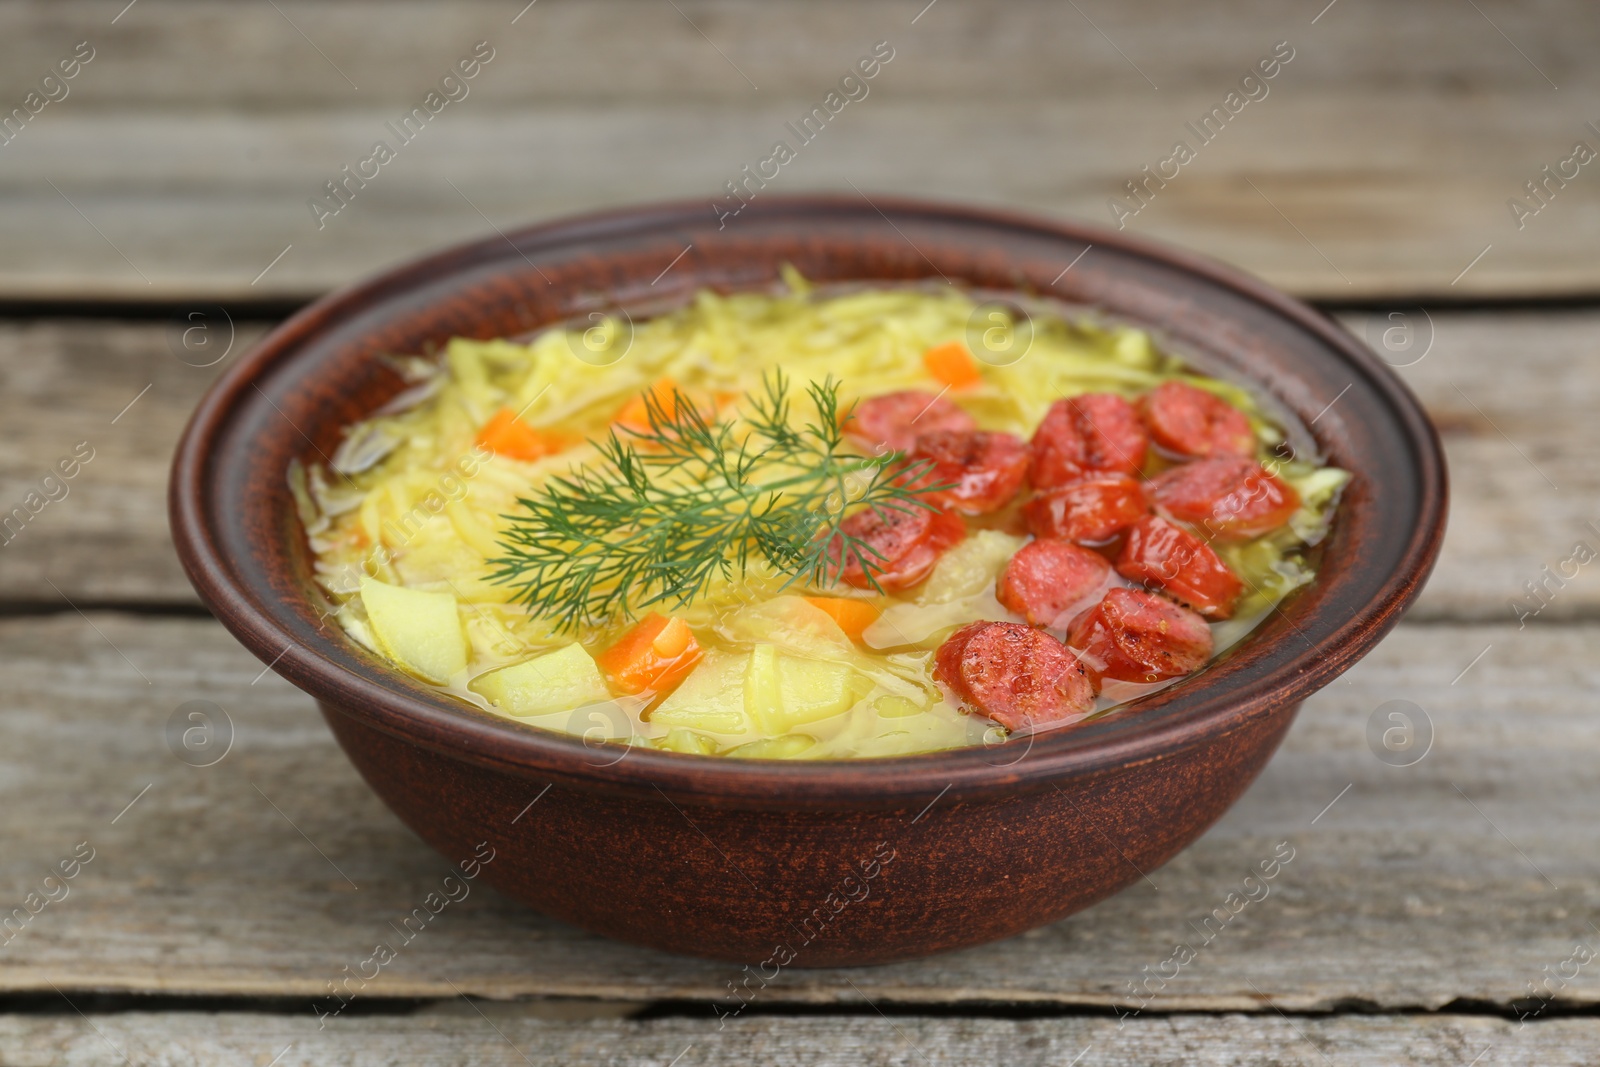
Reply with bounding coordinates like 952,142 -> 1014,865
300,278 -> 1347,758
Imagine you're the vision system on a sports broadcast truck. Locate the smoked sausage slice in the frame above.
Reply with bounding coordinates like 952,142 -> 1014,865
1030,393 -> 1148,488
1067,588 -> 1213,687
1141,381 -> 1254,458
830,504 -> 966,591
907,430 -> 1031,514
1025,474 -> 1148,544
847,390 -> 976,455
934,621 -> 1095,731
1115,515 -> 1243,619
997,539 -> 1112,627
1145,456 -> 1300,540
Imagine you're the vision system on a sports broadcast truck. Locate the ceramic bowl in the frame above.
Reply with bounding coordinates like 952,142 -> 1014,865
170,197 -> 1446,965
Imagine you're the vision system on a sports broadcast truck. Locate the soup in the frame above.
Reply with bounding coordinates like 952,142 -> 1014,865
295,274 -> 1347,758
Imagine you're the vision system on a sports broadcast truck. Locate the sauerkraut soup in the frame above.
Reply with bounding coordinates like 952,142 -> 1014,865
296,274 -> 1347,759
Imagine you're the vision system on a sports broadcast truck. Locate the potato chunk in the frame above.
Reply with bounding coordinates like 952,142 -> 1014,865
359,576 -> 468,684
469,643 -> 611,717
650,652 -> 751,734
745,644 -> 865,734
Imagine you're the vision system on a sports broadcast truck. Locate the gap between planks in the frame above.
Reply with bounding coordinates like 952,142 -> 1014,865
0,1010 -> 1596,1067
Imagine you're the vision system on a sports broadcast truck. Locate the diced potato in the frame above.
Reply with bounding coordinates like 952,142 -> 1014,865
654,728 -> 720,755
469,643 -> 611,716
778,655 -> 865,728
917,530 -> 1026,605
744,645 -> 785,732
359,576 -> 468,684
650,651 -> 751,734
744,644 -> 866,734
725,734 -> 816,760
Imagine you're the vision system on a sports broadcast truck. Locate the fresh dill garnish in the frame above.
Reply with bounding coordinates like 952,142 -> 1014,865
487,372 -> 944,631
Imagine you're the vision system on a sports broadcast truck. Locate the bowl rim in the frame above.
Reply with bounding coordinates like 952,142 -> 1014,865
170,194 -> 1447,806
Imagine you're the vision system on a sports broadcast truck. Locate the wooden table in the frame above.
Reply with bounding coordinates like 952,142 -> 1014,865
3,2 -> 1597,1062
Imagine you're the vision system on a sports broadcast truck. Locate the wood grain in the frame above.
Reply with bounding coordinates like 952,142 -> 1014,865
3,312 -> 1595,623
0,1011 -> 1586,1067
1,1 -> 1598,300
0,319 -> 262,606
1,612 -> 1592,1010
1377,307 -> 1600,624
3,0 -> 1588,107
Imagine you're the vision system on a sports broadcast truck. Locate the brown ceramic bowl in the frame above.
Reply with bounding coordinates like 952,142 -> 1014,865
170,197 -> 1445,966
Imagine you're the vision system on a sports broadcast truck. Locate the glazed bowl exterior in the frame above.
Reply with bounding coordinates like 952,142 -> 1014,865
170,197 -> 1446,965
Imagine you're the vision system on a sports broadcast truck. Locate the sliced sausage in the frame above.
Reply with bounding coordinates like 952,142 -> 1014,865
907,430 -> 1031,514
933,621 -> 1095,731
996,539 -> 1112,627
1146,456 -> 1301,540
1116,515 -> 1243,619
830,504 -> 966,591
1030,393 -> 1148,488
933,621 -> 986,693
1067,588 -> 1214,688
1024,474 -> 1148,544
847,390 -> 976,455
1141,381 -> 1254,458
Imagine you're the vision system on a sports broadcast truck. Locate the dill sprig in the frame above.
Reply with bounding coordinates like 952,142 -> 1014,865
487,372 -> 943,630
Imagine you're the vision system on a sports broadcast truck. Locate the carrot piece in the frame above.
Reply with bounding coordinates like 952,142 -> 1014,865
650,616 -> 695,659
476,408 -> 575,461
613,378 -> 683,432
803,596 -> 882,641
597,613 -> 703,696
922,341 -> 983,390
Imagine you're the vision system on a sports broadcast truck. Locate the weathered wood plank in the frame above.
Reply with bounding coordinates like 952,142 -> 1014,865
0,613 -> 1592,1010
0,1 -> 1596,299
2,312 -> 1594,623
1366,307 -> 1600,625
4,0 -> 1589,107
0,320 -> 261,606
0,1011 -> 1586,1067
